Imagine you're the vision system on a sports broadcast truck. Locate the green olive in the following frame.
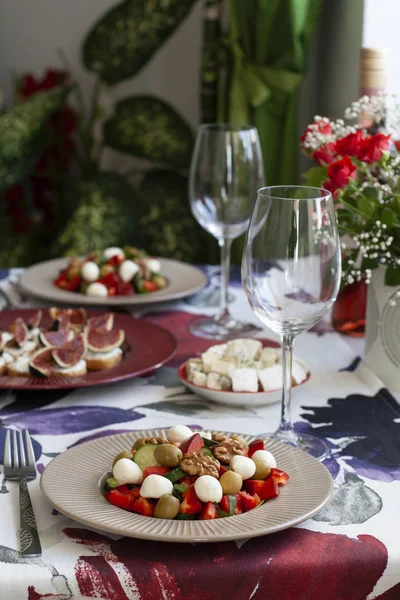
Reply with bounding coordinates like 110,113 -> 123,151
231,434 -> 249,452
251,459 -> 271,480
219,470 -> 243,495
154,494 -> 180,519
154,443 -> 183,468
132,438 -> 148,450
112,450 -> 133,466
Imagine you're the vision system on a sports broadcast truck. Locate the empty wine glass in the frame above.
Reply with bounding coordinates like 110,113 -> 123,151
242,186 -> 341,459
189,123 -> 265,339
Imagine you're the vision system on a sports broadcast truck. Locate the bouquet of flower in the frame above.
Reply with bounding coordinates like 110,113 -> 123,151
301,95 -> 400,287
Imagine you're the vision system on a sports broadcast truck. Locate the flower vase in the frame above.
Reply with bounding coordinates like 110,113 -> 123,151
364,266 -> 400,392
332,279 -> 367,337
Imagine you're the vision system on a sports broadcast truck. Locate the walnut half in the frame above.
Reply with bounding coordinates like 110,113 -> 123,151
180,453 -> 220,478
213,439 -> 245,464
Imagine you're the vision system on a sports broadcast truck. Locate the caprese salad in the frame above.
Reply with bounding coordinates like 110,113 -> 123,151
54,246 -> 168,297
104,426 -> 289,520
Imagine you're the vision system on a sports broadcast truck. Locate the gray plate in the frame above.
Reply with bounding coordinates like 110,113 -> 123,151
19,258 -> 207,306
40,428 -> 334,543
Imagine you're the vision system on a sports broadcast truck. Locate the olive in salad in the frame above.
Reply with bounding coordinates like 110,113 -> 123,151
103,426 -> 289,520
54,246 -> 168,296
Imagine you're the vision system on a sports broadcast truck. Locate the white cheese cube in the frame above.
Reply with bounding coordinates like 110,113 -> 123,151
207,372 -> 223,390
230,368 -> 259,392
292,360 -> 308,385
258,365 -> 283,391
193,371 -> 207,387
224,339 -> 262,362
260,347 -> 280,366
202,353 -> 235,375
206,343 -> 228,357
186,358 -> 203,381
220,375 -> 231,391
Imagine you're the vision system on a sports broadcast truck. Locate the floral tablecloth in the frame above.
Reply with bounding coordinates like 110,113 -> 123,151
0,266 -> 399,600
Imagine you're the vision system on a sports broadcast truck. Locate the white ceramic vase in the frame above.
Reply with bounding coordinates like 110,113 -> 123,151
364,265 -> 400,392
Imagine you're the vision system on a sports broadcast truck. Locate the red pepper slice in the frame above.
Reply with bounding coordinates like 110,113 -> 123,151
142,466 -> 171,479
199,501 -> 219,520
270,468 -> 290,485
238,491 -> 262,512
132,496 -> 155,517
142,281 -> 158,293
248,439 -> 265,458
179,485 -> 202,515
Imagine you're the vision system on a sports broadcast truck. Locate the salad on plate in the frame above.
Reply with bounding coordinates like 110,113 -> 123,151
54,246 -> 168,297
104,425 -> 289,520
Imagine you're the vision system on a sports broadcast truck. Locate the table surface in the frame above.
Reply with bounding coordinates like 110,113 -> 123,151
0,266 -> 399,600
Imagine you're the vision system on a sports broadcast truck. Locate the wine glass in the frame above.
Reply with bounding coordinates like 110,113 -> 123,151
189,123 -> 265,339
242,186 -> 341,459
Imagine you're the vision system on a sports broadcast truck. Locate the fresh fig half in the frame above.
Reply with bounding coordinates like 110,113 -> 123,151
49,307 -> 70,321
69,308 -> 87,326
53,314 -> 71,332
39,329 -> 73,348
27,310 -> 42,329
85,327 -> 125,352
29,347 -> 55,377
52,334 -> 86,368
87,312 -> 114,331
10,318 -> 28,347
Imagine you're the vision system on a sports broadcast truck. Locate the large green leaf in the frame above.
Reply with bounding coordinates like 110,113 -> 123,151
104,96 -> 194,168
55,172 -> 136,256
137,169 -> 210,262
83,0 -> 198,85
0,86 -> 70,192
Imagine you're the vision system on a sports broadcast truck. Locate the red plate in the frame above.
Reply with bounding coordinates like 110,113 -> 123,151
0,309 -> 177,390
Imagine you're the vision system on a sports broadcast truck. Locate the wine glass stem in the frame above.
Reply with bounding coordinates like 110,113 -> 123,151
217,237 -> 232,321
278,335 -> 296,438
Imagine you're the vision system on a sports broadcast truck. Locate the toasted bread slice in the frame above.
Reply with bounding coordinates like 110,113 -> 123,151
85,348 -> 122,371
53,359 -> 87,377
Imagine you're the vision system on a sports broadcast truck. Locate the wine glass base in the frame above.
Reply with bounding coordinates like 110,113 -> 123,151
267,431 -> 329,461
189,316 -> 260,340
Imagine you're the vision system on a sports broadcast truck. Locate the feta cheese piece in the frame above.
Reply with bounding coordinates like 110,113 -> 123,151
205,343 -> 228,357
291,360 -> 308,385
220,375 -> 231,391
230,455 -> 256,480
201,352 -> 235,374
186,358 -> 203,381
113,458 -> 143,485
258,365 -> 283,391
167,425 -> 193,444
224,339 -> 262,362
194,475 -> 223,503
207,372 -> 223,390
260,347 -> 280,366
230,368 -> 258,392
140,474 -> 173,499
192,371 -> 207,387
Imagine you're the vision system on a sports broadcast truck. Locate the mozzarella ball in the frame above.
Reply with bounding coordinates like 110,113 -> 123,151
86,282 -> 108,297
230,455 -> 256,480
250,450 -> 276,469
140,474 -> 173,499
194,475 -> 223,503
103,247 -> 124,260
167,425 -> 193,444
113,458 -> 143,485
119,259 -> 139,282
201,431 -> 212,440
147,258 -> 161,273
81,261 -> 100,283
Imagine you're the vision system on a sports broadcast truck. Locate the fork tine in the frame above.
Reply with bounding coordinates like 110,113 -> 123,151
12,430 -> 18,468
18,430 -> 26,467
4,430 -> 11,469
25,430 -> 35,467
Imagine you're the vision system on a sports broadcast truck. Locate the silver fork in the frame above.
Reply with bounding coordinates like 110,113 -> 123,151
4,429 -> 42,557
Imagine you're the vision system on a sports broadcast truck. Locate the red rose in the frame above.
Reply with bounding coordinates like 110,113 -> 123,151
358,133 -> 391,163
40,68 -> 69,90
322,179 -> 337,197
20,74 -> 40,98
312,142 -> 337,165
335,130 -> 364,157
327,156 -> 357,189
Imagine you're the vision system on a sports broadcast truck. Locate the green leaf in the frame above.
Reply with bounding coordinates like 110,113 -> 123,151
356,194 -> 375,218
216,495 -> 236,518
137,169 -> 209,262
83,0 -> 197,85
385,263 -> 400,286
302,166 -> 327,188
54,171 -> 137,256
104,96 -> 194,168
0,86 -> 70,192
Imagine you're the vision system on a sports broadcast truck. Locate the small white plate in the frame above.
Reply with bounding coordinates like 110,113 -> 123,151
178,356 -> 311,408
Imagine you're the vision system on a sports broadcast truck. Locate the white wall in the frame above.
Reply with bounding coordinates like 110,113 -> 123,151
0,0 -> 203,127
363,0 -> 400,97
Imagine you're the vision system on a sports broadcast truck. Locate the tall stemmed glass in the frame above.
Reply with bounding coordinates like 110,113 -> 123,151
242,186 -> 341,459
189,124 -> 265,339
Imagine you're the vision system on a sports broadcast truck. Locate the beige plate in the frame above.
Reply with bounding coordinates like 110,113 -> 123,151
19,258 -> 207,306
40,428 -> 333,543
